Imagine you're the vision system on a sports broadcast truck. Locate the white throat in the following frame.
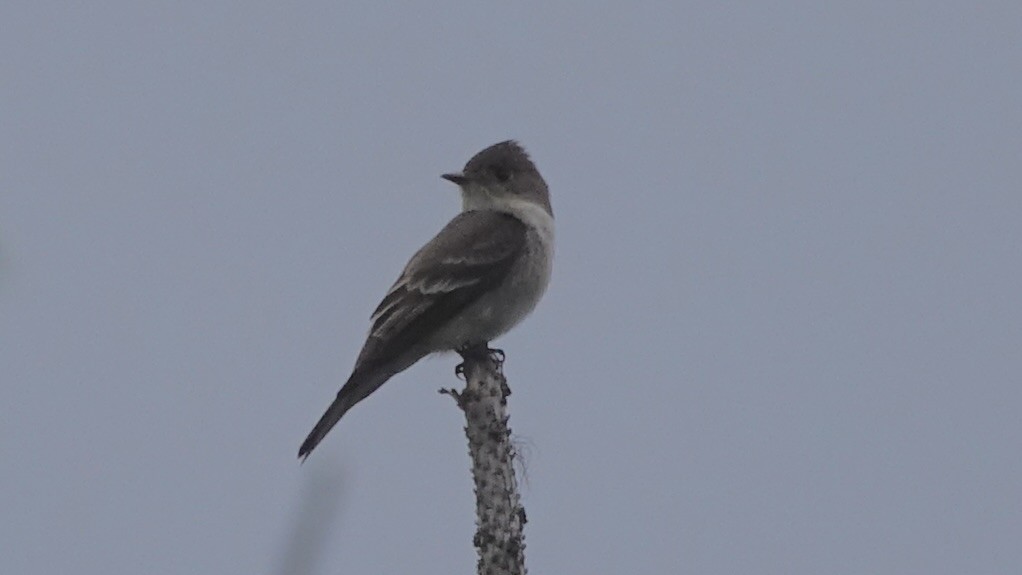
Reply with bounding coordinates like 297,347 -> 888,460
462,190 -> 554,248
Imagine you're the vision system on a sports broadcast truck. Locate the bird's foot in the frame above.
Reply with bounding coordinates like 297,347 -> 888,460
455,343 -> 505,376
488,348 -> 506,367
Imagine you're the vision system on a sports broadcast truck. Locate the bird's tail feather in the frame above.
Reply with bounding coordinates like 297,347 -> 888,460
298,365 -> 391,461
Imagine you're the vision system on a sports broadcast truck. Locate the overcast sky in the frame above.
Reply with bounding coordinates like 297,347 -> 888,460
2,2 -> 1020,574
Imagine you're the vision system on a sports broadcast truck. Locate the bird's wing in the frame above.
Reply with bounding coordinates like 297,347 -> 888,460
298,210 -> 527,460
358,209 -> 527,366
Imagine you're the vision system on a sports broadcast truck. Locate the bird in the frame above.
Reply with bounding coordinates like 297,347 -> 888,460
298,141 -> 554,459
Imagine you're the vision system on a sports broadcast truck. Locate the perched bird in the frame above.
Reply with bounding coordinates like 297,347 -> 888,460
299,141 -> 554,459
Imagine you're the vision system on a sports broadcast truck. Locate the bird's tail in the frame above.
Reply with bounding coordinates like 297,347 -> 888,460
298,364 -> 391,461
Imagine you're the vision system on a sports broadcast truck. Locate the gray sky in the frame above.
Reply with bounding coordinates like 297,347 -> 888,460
2,2 -> 1020,573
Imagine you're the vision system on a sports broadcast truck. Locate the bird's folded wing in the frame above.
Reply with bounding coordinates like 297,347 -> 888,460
357,210 -> 527,365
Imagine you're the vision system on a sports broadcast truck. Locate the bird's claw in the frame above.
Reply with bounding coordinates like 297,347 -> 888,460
488,348 -> 505,367
455,343 -> 505,375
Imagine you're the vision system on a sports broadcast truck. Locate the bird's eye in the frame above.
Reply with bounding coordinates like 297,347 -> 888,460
492,166 -> 512,182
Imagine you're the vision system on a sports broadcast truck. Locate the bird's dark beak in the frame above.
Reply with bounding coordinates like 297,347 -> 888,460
441,172 -> 468,185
